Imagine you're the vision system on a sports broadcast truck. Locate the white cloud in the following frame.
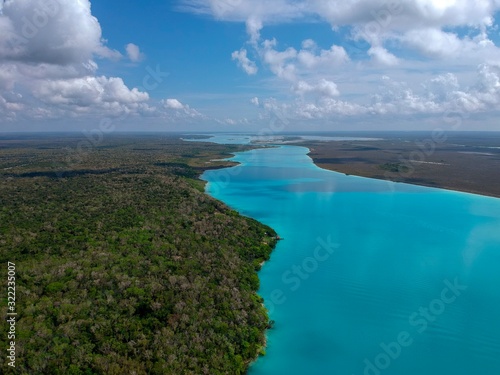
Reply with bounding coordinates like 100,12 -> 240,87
297,44 -> 349,68
231,49 -> 258,75
0,0 -> 142,121
404,28 -> 463,58
178,0 -> 310,26
251,62 -> 500,122
246,17 -> 263,45
0,0 -> 204,125
161,98 -> 202,118
301,39 -> 317,49
293,79 -> 340,98
181,0 -> 500,64
368,66 -> 500,115
251,97 -> 260,106
178,0 -> 500,127
256,39 -> 348,100
33,77 -> 149,106
400,28 -> 500,61
126,43 -> 145,63
367,46 -> 399,66
163,98 -> 185,109
4,0 -> 500,127
261,39 -> 297,80
0,0 -> 120,64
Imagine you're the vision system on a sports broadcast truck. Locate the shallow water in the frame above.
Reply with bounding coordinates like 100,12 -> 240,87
201,145 -> 500,375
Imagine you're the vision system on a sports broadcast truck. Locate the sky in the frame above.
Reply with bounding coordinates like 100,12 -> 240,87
1,0 -> 500,132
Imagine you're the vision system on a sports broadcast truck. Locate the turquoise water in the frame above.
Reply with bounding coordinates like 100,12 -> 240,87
201,145 -> 500,375
182,134 -> 254,144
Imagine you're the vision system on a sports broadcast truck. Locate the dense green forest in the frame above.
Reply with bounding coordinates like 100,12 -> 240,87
0,134 -> 277,374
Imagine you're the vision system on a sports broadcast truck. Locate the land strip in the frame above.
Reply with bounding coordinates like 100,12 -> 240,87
300,132 -> 500,198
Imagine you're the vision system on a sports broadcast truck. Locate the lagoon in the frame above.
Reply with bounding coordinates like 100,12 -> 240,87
201,143 -> 500,375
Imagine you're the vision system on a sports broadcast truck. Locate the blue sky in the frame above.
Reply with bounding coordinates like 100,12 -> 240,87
1,0 -> 500,131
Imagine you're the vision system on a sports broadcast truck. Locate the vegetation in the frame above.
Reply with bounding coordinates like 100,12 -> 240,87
379,162 -> 409,173
0,134 -> 277,374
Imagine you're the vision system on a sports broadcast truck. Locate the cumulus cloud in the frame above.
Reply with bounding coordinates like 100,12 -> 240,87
126,43 -> 145,63
181,0 -> 499,31
32,77 -> 149,107
163,98 -> 185,109
0,0 -> 120,64
161,98 -> 202,118
369,65 -> 500,115
251,62 -> 500,122
293,79 -> 340,98
297,44 -> 349,68
261,39 -> 297,80
181,0 -> 500,65
400,28 -> 500,60
367,46 -> 399,66
0,0 -> 203,124
231,49 -> 258,75
257,96 -> 367,120
179,0 -> 500,125
251,97 -> 260,106
0,0 -> 148,121
256,38 -> 348,99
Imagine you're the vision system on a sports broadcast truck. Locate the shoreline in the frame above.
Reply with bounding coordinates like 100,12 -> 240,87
201,141 -> 500,199
299,136 -> 500,199
196,151 -> 278,372
194,136 -> 500,372
310,156 -> 500,199
189,133 -> 500,199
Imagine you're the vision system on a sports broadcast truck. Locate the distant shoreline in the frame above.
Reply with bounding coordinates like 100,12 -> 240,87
297,133 -> 500,199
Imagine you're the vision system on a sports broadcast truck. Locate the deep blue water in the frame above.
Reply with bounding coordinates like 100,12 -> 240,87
201,145 -> 500,375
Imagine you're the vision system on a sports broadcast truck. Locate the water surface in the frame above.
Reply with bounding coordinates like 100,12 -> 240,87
201,145 -> 500,375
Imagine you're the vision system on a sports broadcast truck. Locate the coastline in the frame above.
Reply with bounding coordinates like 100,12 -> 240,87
186,132 -> 500,199
309,156 -> 500,199
300,136 -> 500,199
196,153 -> 278,372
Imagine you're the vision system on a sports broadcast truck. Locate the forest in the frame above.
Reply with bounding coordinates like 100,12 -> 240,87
0,134 -> 277,374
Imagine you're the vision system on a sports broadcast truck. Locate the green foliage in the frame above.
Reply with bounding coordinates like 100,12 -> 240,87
0,135 -> 277,375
